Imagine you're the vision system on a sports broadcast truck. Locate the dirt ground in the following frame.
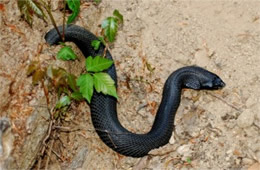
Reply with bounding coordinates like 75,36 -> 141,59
0,0 -> 260,170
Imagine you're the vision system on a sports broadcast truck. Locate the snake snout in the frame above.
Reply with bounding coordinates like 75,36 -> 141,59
212,77 -> 225,89
200,76 -> 225,90
201,75 -> 226,90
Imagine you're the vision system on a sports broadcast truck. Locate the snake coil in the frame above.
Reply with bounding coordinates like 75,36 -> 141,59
45,25 -> 225,157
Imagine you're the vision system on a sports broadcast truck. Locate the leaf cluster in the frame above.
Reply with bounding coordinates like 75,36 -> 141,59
27,61 -> 84,112
77,56 -> 117,103
101,9 -> 124,42
55,45 -> 118,103
66,0 -> 80,24
24,1 -> 124,118
18,0 -> 81,27
56,10 -> 124,103
57,45 -> 77,60
17,0 -> 46,27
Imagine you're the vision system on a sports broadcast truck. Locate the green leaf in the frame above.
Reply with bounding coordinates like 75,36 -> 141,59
86,56 -> 113,72
71,92 -> 84,101
32,69 -> 45,85
113,9 -> 123,23
56,96 -> 71,109
93,73 -> 118,99
17,0 -> 46,26
146,62 -> 155,72
46,66 -> 54,79
27,61 -> 39,76
57,46 -> 77,60
26,0 -> 45,18
101,17 -> 118,42
67,11 -> 79,24
18,0 -> 33,26
91,40 -> 101,51
67,74 -> 78,92
94,0 -> 102,4
59,42 -> 66,46
77,74 -> 94,103
98,36 -> 106,45
66,0 -> 80,24
186,157 -> 192,164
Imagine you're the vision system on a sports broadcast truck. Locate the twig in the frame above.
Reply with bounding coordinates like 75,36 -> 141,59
29,104 -> 49,108
94,128 -> 141,149
41,80 -> 50,113
53,125 -> 84,132
103,45 -> 108,58
207,92 -> 241,112
62,0 -> 66,41
44,141 -> 64,161
42,120 -> 53,147
148,149 -> 178,157
39,0 -> 64,41
106,130 -> 117,149
95,128 -> 130,136
45,137 -> 54,170
37,157 -> 42,170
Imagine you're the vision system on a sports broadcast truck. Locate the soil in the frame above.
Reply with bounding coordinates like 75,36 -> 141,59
0,0 -> 260,170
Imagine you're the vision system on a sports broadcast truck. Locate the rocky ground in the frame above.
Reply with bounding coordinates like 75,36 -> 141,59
0,0 -> 259,169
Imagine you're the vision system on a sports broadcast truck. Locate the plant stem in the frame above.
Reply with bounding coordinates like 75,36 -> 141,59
62,0 -> 66,41
40,0 -> 64,41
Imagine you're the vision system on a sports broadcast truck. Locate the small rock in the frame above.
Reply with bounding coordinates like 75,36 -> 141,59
68,146 -> 88,169
237,109 -> 255,128
177,144 -> 193,159
246,97 -> 257,108
183,90 -> 192,99
242,158 -> 255,165
169,133 -> 175,144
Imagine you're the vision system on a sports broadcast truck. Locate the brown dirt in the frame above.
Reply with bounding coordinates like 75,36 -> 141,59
0,0 -> 260,170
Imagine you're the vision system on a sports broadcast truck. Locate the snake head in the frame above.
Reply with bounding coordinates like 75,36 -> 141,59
200,75 -> 225,90
183,66 -> 225,90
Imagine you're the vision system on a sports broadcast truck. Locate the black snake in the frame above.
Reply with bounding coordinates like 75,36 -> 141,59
45,25 -> 225,157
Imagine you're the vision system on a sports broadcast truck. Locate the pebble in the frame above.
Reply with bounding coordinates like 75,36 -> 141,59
237,109 -> 255,128
242,158 -> 255,165
169,133 -> 175,144
68,146 -> 88,169
183,90 -> 192,99
245,97 -> 257,107
177,144 -> 193,160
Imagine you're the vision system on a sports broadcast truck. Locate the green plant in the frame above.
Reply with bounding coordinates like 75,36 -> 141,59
66,0 -> 80,24
18,2 -> 124,168
94,0 -> 102,4
17,0 -> 46,27
186,157 -> 192,164
20,0 -> 123,115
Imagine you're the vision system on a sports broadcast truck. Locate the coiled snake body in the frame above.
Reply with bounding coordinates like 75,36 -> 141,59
45,25 -> 225,157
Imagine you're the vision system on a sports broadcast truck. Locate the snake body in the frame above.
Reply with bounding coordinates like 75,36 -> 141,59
45,25 -> 225,157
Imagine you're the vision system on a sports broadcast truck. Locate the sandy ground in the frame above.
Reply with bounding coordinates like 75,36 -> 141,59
0,0 -> 260,169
